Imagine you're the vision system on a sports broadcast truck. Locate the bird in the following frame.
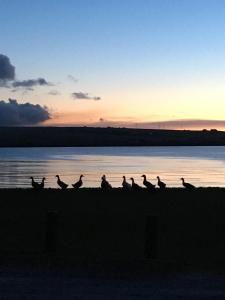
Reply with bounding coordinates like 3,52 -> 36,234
130,177 -> 142,191
30,177 -> 40,189
39,177 -> 46,189
72,175 -> 84,189
122,176 -> 132,190
180,178 -> 195,189
157,176 -> 166,189
101,175 -> 112,190
56,175 -> 68,190
141,175 -> 155,190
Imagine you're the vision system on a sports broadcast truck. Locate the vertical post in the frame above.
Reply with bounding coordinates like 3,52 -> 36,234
145,216 -> 159,259
45,211 -> 58,254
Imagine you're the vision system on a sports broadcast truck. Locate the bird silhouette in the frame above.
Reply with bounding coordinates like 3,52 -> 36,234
180,178 -> 195,189
72,175 -> 84,189
130,177 -> 142,190
30,177 -> 40,189
141,175 -> 155,190
39,177 -> 46,189
101,175 -> 112,190
157,176 -> 166,189
56,175 -> 68,189
122,176 -> 132,190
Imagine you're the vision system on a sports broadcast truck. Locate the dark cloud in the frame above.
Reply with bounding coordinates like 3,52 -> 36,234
0,54 -> 52,91
0,99 -> 50,126
72,92 -> 101,101
12,78 -> 51,88
0,54 -> 15,86
48,90 -> 60,96
67,75 -> 78,83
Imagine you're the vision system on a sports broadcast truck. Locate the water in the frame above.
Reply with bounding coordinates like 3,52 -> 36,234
0,146 -> 225,188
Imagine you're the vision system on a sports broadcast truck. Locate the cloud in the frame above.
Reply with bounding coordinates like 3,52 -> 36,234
0,99 -> 50,126
68,75 -> 78,83
72,92 -> 101,101
0,54 -> 15,86
93,119 -> 225,130
138,119 -> 225,130
0,54 -> 52,91
11,87 -> 34,94
12,78 -> 51,88
48,90 -> 60,96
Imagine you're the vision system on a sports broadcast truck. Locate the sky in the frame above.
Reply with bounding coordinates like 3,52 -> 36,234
1,0 -> 225,129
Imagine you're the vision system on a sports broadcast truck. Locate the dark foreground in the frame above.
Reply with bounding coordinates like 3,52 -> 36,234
1,188 -> 225,299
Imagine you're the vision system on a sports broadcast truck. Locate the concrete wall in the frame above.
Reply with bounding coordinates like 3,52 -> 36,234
0,189 -> 225,267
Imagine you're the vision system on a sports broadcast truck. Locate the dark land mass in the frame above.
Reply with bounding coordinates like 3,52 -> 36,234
0,126 -> 225,147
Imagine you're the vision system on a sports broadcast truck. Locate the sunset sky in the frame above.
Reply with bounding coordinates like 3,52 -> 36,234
1,0 -> 225,129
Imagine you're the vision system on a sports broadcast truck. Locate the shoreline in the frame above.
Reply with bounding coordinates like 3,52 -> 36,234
0,187 -> 225,191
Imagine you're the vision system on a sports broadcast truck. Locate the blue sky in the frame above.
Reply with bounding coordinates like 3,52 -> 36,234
1,0 -> 225,128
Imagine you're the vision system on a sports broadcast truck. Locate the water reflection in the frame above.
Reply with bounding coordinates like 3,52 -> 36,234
0,147 -> 225,188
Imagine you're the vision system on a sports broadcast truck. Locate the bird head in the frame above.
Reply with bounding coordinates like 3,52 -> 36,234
101,175 -> 106,180
56,175 -> 59,178
130,177 -> 134,181
122,176 -> 126,179
180,178 -> 184,181
30,177 -> 33,179
141,175 -> 146,178
43,177 -> 46,181
157,176 -> 160,179
80,174 -> 84,178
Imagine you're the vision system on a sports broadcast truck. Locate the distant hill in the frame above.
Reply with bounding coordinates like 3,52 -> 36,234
0,126 -> 225,147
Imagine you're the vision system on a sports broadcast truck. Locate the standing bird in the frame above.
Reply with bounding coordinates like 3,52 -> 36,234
122,176 -> 132,190
39,177 -> 46,189
56,175 -> 68,190
141,175 -> 155,190
180,178 -> 195,189
72,175 -> 84,189
130,177 -> 142,191
30,177 -> 40,189
157,176 -> 166,189
101,175 -> 112,190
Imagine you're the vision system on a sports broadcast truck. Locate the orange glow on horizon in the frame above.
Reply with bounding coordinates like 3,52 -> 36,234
43,111 -> 225,131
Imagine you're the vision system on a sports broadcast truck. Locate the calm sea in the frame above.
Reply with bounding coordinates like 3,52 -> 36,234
0,146 -> 225,188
